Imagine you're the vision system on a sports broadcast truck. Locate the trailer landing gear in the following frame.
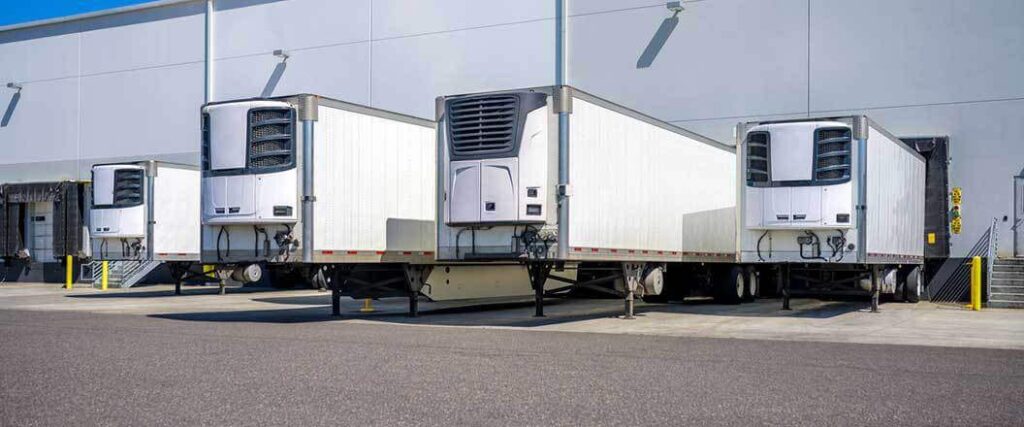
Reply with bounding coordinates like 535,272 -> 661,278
780,265 -> 792,311
403,265 -> 432,318
325,264 -> 431,317
526,261 -> 553,317
621,263 -> 647,320
870,265 -> 880,313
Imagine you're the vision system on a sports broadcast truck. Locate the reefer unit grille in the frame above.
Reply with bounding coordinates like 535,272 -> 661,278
113,169 -> 144,208
746,131 -> 770,185
248,108 -> 295,170
815,127 -> 852,183
447,95 -> 519,157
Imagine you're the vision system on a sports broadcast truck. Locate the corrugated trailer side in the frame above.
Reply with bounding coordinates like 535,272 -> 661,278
312,102 -> 435,264
152,162 -> 200,261
566,92 -> 736,262
865,122 -> 925,263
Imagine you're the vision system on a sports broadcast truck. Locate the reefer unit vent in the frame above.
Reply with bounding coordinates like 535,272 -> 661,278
446,93 -> 544,159
814,127 -> 852,183
746,131 -> 770,185
248,108 -> 295,169
112,169 -> 144,207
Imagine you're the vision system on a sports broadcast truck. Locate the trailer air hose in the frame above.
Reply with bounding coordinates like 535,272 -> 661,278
274,224 -> 293,261
216,226 -> 231,261
829,229 -> 847,262
253,226 -> 270,258
756,230 -> 769,261
798,231 -> 827,261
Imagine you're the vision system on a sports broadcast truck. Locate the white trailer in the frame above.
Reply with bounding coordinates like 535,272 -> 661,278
736,116 -> 926,310
201,94 -> 553,315
437,86 -> 737,317
90,161 -> 200,291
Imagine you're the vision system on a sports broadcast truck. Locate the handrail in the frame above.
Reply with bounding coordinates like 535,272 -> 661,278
985,217 -> 998,302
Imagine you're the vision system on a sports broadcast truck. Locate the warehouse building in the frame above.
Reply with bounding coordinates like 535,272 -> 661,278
0,0 -> 1022,284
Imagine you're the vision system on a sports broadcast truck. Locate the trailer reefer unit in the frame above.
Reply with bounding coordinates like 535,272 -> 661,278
90,161 -> 200,290
0,181 -> 89,283
203,94 -> 448,312
437,86 -> 737,317
736,116 -> 926,310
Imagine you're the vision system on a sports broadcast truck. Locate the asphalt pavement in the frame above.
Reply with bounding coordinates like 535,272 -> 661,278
1,308 -> 1022,426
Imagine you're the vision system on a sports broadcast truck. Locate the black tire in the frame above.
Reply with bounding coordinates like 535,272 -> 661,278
904,266 -> 922,303
714,266 -> 744,305
744,266 -> 759,301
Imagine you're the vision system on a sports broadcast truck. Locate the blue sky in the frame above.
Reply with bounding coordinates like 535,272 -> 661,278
0,0 -> 156,27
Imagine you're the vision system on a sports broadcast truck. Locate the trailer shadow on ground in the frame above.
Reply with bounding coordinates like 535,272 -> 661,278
65,285 -> 274,299
146,294 -> 871,328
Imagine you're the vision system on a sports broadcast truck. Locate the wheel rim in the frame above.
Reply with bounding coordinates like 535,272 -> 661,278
749,273 -> 757,297
736,273 -> 745,299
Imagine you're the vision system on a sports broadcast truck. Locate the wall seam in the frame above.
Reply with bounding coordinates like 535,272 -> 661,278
368,0 -> 372,106
666,95 -> 1024,124
807,0 -> 811,118
76,32 -> 81,180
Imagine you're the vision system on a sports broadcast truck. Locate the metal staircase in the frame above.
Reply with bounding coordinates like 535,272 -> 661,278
990,258 -> 1024,309
90,259 -> 162,288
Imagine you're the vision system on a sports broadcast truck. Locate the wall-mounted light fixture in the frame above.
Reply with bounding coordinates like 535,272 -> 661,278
5,82 -> 22,92
272,49 -> 290,61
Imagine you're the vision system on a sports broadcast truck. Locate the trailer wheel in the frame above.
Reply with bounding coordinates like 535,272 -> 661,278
904,266 -> 922,303
714,266 -> 744,305
744,267 -> 758,301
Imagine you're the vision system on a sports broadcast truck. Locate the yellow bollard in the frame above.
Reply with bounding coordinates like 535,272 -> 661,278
101,261 -> 109,291
970,256 -> 982,311
360,298 -> 375,313
65,255 -> 74,290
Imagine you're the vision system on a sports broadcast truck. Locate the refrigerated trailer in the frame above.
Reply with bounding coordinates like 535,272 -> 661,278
736,116 -> 926,310
437,86 -> 737,317
201,94 -> 555,315
89,161 -> 200,291
201,94 -> 435,307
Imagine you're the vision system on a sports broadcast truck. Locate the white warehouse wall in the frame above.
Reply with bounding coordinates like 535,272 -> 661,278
1,0 -> 1022,258
0,2 -> 206,182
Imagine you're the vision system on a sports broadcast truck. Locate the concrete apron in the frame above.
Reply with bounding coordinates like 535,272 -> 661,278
0,282 -> 1022,351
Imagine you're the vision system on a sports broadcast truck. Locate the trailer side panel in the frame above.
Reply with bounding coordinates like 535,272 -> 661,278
152,164 -> 200,258
313,105 -> 435,256
567,97 -> 735,258
866,125 -> 925,260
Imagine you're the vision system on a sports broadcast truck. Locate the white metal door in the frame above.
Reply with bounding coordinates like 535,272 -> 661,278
763,187 -> 791,226
448,161 -> 481,224
30,202 -> 53,262
790,187 -> 822,224
1015,175 -> 1023,258
480,158 -> 518,223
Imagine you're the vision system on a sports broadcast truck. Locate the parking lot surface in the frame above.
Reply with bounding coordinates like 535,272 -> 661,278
1,283 -> 1023,426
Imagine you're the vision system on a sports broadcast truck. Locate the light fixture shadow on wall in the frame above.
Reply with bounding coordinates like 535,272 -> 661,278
636,2 -> 684,69
262,50 -> 289,97
3,83 -> 23,127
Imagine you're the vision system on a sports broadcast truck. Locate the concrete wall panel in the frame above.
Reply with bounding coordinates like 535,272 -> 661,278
214,41 -> 369,103
371,0 -> 552,40
79,5 -> 205,74
79,62 -> 204,164
569,0 -> 809,121
214,0 -> 370,59
370,19 -> 555,119
810,0 -> 1024,111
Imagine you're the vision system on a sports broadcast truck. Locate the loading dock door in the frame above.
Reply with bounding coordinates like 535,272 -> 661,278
901,137 -> 950,259
1015,175 -> 1023,258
